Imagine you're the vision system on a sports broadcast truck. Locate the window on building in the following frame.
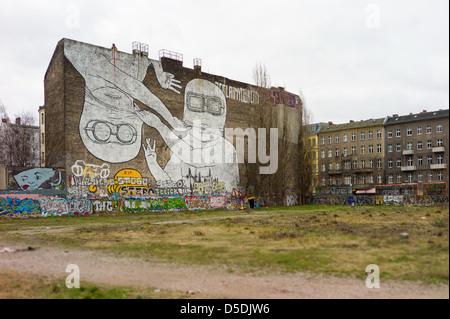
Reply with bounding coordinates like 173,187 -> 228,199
388,175 -> 393,184
361,176 -> 366,185
361,146 -> 365,154
369,175 -> 374,184
322,178 -> 326,186
396,143 -> 401,152
407,156 -> 413,166
328,149 -> 332,158
353,176 -> 358,185
417,156 -> 423,166
437,139 -> 443,146
377,159 -> 382,168
406,142 -> 413,150
397,158 -> 402,167
368,131 -> 373,139
437,154 -> 444,164
351,146 -> 356,155
361,132 -> 365,140
336,162 -> 340,170
377,144 -> 382,153
351,133 -> 356,141
344,176 -> 351,185
376,130 -> 381,138
322,164 -> 326,172
328,136 -> 332,144
321,150 -> 325,158
437,171 -> 443,181
396,129 -> 401,137
329,163 -> 333,171
369,145 -> 373,154
369,160 -> 374,168
321,137 -> 325,145
417,141 -> 422,150
344,161 -> 351,170
388,158 -> 393,168
428,173 -> 432,182
377,174 -> 382,184
397,174 -> 402,183
335,178 -> 340,186
343,134 -> 347,142
417,126 -> 422,135
343,147 -> 348,157
335,135 -> 339,143
427,140 -> 432,149
388,144 -> 393,152
361,160 -> 366,168
437,124 -> 442,133
427,125 -> 432,134
407,128 -> 412,136
335,148 -> 340,157
407,173 -> 413,183
388,130 -> 393,138
418,172 -> 423,182
352,160 -> 358,169
427,155 -> 433,165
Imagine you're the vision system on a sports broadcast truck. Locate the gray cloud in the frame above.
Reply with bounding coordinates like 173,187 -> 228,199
0,0 -> 448,124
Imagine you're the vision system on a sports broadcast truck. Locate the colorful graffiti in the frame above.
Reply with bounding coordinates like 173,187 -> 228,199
39,198 -> 69,217
262,88 -> 300,109
0,197 -> 41,218
9,167 -> 64,191
68,199 -> 93,216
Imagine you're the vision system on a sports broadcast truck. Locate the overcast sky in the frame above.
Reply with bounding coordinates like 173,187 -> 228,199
0,0 -> 448,125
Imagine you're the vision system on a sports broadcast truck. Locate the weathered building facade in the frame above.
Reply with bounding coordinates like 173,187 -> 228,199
42,38 -> 303,204
317,118 -> 386,193
383,109 -> 449,195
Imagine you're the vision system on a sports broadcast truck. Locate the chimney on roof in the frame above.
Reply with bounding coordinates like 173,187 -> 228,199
349,120 -> 354,123
393,114 -> 398,117
2,118 -> 7,123
15,117 -> 21,125
410,113 -> 413,115
328,121 -> 333,125
422,110 -> 427,113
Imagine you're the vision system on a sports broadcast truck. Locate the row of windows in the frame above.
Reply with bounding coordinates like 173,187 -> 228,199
321,175 -> 383,186
387,124 -> 443,138
387,139 -> 443,152
321,159 -> 383,171
320,170 -> 444,187
387,171 -> 444,184
320,124 -> 443,145
321,130 -> 382,145
387,154 -> 445,167
321,145 -> 383,158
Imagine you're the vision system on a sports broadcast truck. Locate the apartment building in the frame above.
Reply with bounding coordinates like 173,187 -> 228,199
384,109 -> 449,195
318,118 -> 386,193
304,123 -> 325,195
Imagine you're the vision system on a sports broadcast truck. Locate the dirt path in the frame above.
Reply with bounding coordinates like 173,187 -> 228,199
0,242 -> 448,299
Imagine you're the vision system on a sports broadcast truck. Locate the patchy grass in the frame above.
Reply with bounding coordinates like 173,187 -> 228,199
0,269 -> 197,299
1,205 -> 448,284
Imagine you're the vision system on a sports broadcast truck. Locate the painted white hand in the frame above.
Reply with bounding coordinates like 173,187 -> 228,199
142,138 -> 157,165
160,72 -> 182,94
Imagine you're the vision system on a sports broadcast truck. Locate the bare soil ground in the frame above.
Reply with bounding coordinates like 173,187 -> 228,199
0,241 -> 448,299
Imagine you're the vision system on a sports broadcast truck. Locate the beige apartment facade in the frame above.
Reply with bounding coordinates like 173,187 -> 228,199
318,118 -> 386,193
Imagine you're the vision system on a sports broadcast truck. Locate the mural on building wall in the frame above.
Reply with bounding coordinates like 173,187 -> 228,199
10,168 -> 64,191
64,41 -> 240,194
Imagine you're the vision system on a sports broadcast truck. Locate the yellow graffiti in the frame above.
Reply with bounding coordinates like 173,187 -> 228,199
108,169 -> 149,195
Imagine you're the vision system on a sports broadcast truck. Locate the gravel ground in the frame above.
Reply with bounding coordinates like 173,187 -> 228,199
0,242 -> 448,299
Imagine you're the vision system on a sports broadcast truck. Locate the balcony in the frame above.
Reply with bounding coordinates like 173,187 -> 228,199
402,149 -> 414,155
401,166 -> 417,171
430,164 -> 447,169
328,169 -> 343,175
432,146 -> 445,153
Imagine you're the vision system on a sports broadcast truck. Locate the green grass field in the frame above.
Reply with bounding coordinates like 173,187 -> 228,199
1,204 -> 448,297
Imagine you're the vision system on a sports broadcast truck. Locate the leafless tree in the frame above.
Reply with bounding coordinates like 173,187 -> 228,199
0,102 -> 39,167
253,62 -> 271,89
298,98 -> 315,205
